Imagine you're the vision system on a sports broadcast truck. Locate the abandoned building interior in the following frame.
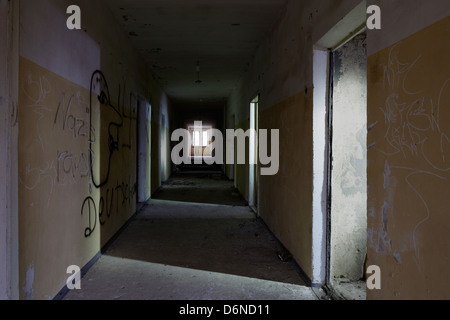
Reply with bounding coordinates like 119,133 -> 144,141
1,0 -> 449,301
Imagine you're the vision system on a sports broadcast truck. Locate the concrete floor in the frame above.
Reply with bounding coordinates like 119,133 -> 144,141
64,172 -> 319,300
154,172 -> 248,206
331,280 -> 366,300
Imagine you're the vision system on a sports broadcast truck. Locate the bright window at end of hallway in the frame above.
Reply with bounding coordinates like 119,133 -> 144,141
202,131 -> 208,147
194,131 -> 200,146
190,126 -> 211,147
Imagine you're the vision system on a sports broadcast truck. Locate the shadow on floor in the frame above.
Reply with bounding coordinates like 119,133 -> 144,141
105,199 -> 306,286
64,172 -> 315,300
153,172 -> 248,207
64,255 -> 317,300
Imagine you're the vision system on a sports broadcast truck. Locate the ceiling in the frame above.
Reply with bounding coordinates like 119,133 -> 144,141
106,0 -> 288,107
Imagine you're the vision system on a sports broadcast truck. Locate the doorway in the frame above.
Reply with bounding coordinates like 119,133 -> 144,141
229,114 -> 235,181
249,96 -> 259,212
160,114 -> 167,183
327,31 -> 368,299
137,99 -> 151,203
312,0 -> 368,299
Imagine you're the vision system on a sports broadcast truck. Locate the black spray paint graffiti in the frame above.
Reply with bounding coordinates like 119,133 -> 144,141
89,70 -> 124,189
81,70 -> 138,237
99,180 -> 138,226
81,196 -> 97,238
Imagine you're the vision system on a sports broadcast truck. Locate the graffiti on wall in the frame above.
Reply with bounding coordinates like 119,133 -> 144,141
19,58 -> 138,240
369,37 -> 450,269
81,70 -> 138,237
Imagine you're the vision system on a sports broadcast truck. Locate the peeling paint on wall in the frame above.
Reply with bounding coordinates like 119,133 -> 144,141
23,263 -> 34,300
330,32 -> 368,282
393,251 -> 402,264
367,16 -> 450,299
383,161 -> 391,190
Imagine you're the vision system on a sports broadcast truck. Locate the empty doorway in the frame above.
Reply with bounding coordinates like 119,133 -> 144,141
160,114 -> 167,183
327,31 -> 368,298
312,1 -> 368,299
137,99 -> 151,203
249,96 -> 259,212
229,114 -> 235,181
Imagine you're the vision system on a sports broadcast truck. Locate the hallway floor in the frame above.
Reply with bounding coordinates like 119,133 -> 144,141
64,172 -> 319,300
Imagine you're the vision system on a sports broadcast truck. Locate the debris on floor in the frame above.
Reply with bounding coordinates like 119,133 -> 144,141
277,250 -> 293,262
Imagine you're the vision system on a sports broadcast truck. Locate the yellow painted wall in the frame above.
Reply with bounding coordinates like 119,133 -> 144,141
235,120 -> 250,202
17,0 -> 172,299
94,72 -> 138,247
18,57 -> 101,299
367,16 -> 450,299
18,57 -> 159,299
259,90 -> 314,278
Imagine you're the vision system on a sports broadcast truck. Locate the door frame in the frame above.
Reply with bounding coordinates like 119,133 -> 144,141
249,95 -> 259,213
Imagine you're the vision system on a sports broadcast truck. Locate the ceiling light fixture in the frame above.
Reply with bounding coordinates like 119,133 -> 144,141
195,61 -> 202,84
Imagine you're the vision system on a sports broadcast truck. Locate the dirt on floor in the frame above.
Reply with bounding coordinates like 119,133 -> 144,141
64,172 -> 311,300
153,173 -> 248,207
105,199 -> 306,286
